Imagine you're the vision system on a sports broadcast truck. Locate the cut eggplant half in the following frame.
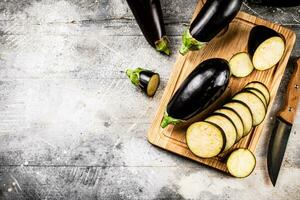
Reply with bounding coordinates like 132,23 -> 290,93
126,68 -> 160,97
229,52 -> 254,77
243,88 -> 267,107
233,91 -> 266,126
245,81 -> 270,104
215,108 -> 244,142
205,114 -> 237,152
223,100 -> 253,136
227,148 -> 256,178
186,121 -> 225,158
252,36 -> 285,70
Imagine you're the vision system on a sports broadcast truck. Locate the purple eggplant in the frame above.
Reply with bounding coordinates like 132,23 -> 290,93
126,68 -> 160,97
126,0 -> 171,55
161,58 -> 230,128
180,0 -> 242,55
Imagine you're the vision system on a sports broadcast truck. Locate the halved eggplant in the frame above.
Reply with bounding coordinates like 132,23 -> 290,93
233,91 -> 266,126
227,148 -> 256,178
126,68 -> 160,97
186,121 -> 225,158
245,81 -> 270,104
179,0 -> 242,55
205,114 -> 237,152
223,100 -> 253,136
215,108 -> 244,142
248,25 -> 285,70
243,88 -> 267,107
229,52 -> 254,77
161,58 -> 230,128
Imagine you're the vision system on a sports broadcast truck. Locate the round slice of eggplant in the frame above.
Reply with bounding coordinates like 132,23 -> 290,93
223,100 -> 253,137
252,36 -> 285,71
243,88 -> 267,107
229,52 -> 254,77
186,121 -> 225,158
215,108 -> 244,142
227,148 -> 256,178
233,91 -> 266,126
205,114 -> 237,152
245,81 -> 270,104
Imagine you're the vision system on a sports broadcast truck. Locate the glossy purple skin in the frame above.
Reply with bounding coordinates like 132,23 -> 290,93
167,58 -> 230,120
190,0 -> 242,42
126,0 -> 166,47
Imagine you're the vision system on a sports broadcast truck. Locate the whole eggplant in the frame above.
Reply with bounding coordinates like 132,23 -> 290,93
126,0 -> 171,55
247,0 -> 300,7
180,0 -> 242,55
161,58 -> 230,128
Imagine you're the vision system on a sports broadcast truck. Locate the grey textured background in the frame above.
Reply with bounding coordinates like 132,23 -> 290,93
0,0 -> 300,199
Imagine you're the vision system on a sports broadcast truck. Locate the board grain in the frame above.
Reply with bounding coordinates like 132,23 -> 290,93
147,0 -> 296,174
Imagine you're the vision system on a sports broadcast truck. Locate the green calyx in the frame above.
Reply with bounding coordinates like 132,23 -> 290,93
126,67 -> 145,86
161,113 -> 182,128
155,36 -> 171,56
179,29 -> 206,55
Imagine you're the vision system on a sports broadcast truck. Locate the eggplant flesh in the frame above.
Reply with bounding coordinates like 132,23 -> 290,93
126,68 -> 160,97
126,0 -> 170,55
180,0 -> 242,55
161,58 -> 230,128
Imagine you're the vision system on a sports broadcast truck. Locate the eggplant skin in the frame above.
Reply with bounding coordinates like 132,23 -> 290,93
191,0 -> 242,42
248,25 -> 283,57
167,58 -> 230,120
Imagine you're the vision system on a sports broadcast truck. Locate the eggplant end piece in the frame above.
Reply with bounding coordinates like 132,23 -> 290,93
161,113 -> 182,128
155,36 -> 171,56
179,29 -> 206,55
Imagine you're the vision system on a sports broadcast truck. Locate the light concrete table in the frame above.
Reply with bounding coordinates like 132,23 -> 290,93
0,0 -> 299,199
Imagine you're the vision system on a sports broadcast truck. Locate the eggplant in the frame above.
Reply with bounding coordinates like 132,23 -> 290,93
161,58 -> 230,128
247,0 -> 300,7
248,26 -> 285,70
126,68 -> 160,97
179,0 -> 242,55
126,0 -> 171,55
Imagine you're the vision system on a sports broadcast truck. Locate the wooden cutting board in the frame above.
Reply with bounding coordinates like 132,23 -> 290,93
147,0 -> 296,174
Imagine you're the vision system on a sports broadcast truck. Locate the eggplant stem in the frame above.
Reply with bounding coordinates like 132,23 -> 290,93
179,29 -> 206,55
155,36 -> 171,56
126,68 -> 145,86
161,113 -> 182,128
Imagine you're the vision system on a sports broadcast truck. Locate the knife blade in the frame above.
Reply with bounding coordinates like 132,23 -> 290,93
267,58 -> 300,186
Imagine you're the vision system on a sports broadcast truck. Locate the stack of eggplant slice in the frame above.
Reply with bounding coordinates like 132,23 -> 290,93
180,0 -> 242,55
126,0 -> 171,55
186,81 -> 270,176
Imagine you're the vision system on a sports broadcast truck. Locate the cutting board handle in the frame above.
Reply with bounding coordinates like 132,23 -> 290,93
278,58 -> 300,124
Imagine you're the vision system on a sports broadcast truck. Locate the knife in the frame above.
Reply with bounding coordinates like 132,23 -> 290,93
267,58 -> 300,186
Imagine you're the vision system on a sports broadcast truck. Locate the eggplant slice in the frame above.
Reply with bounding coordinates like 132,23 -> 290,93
243,88 -> 267,107
224,100 -> 253,136
186,121 -> 225,158
205,114 -> 237,152
245,81 -> 270,104
229,52 -> 254,77
215,108 -> 244,142
233,91 -> 266,126
227,148 -> 256,178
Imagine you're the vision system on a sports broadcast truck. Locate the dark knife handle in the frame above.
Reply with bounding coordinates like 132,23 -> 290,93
278,58 -> 300,124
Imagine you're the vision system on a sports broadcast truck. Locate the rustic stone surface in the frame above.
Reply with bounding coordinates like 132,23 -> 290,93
0,0 -> 299,199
